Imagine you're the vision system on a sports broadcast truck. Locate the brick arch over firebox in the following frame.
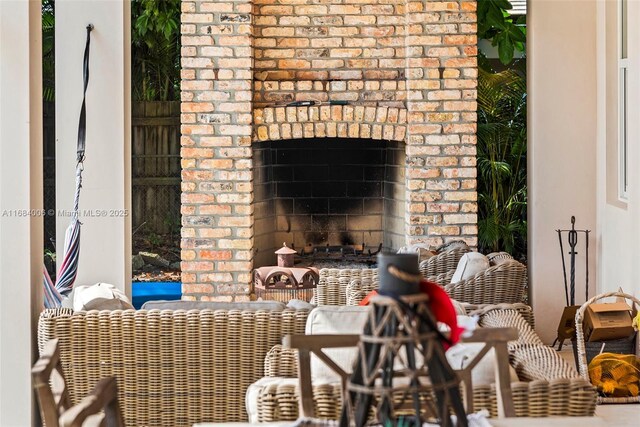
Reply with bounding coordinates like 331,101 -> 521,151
252,105 -> 408,142
180,0 -> 479,301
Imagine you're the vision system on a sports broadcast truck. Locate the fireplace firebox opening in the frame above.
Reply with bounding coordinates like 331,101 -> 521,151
253,138 -> 406,267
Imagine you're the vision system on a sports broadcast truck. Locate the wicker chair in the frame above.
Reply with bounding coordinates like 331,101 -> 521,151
315,268 -> 377,306
38,307 -> 309,426
346,274 -> 534,310
445,259 -> 527,305
32,338 -> 124,427
418,241 -> 470,278
463,302 -> 535,329
345,276 -> 379,306
252,307 -> 596,421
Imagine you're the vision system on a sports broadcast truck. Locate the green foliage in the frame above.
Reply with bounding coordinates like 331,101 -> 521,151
477,67 -> 527,258
145,231 -> 162,248
42,0 -> 55,101
131,0 -> 181,101
477,0 -> 526,65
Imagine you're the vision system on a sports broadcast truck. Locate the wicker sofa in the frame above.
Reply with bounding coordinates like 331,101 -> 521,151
37,307 -> 309,426
38,302 -> 595,427
316,244 -> 470,307
347,258 -> 528,306
249,305 -> 596,422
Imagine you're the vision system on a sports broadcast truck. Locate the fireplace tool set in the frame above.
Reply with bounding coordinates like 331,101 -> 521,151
552,216 -> 591,350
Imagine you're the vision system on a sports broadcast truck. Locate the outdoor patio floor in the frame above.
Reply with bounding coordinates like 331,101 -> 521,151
199,404 -> 640,427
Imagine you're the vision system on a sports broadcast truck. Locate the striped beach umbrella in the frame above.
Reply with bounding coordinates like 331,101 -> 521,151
43,25 -> 92,308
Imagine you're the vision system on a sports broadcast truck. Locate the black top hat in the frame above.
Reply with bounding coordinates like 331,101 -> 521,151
377,252 -> 421,296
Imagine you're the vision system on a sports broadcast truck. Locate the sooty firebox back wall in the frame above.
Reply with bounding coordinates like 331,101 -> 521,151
253,138 -> 406,267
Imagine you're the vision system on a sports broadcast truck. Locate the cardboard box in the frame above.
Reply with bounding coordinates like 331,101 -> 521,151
584,302 -> 635,342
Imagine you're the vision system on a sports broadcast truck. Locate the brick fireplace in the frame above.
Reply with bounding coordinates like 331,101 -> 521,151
180,0 -> 478,301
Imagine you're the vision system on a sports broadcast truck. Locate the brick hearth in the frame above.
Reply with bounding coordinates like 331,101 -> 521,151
180,0 -> 478,301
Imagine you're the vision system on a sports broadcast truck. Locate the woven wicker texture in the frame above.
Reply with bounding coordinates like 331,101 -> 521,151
425,269 -> 456,286
480,309 -> 580,382
418,245 -> 470,278
478,307 -> 540,344
315,268 -> 377,306
255,374 -> 596,420
345,277 -> 379,306
264,344 -> 299,378
486,252 -> 514,265
464,303 -> 535,329
445,259 -> 527,305
258,307 -> 596,420
575,291 -> 640,404
38,308 -> 309,426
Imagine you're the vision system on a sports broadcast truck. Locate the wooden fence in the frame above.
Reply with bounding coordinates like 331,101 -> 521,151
131,101 -> 181,235
43,101 -> 181,247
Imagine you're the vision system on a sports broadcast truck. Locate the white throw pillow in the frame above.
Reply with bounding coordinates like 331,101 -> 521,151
446,343 -> 519,386
286,299 -> 315,310
451,252 -> 490,283
305,306 -> 370,383
73,283 -> 134,311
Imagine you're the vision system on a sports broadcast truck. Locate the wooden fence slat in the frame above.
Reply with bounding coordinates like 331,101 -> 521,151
44,100 -> 181,237
132,101 -> 181,234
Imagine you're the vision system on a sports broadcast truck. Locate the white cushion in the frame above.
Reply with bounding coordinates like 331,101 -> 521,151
451,252 -> 490,283
446,343 -> 519,386
306,306 -> 370,383
305,308 -> 477,382
72,283 -> 133,311
286,299 -> 315,311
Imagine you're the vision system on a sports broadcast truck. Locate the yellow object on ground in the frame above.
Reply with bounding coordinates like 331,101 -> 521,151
588,352 -> 640,397
632,311 -> 640,331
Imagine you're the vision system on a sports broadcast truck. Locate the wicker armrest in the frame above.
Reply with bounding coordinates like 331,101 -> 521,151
479,308 -> 580,382
254,378 -> 596,422
316,268 -> 378,306
463,303 -> 535,329
418,246 -> 469,278
444,260 -> 527,305
345,277 -> 379,306
264,345 -> 299,378
425,269 -> 455,286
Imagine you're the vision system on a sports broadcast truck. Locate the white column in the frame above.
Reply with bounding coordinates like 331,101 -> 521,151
528,0 -> 598,343
0,1 -> 43,425
55,0 -> 131,296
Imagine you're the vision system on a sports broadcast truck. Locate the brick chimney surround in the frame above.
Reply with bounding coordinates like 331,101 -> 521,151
180,0 -> 478,301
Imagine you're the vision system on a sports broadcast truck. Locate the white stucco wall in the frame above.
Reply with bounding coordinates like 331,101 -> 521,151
596,0 -> 640,298
0,1 -> 43,425
55,0 -> 132,296
528,0 -> 598,343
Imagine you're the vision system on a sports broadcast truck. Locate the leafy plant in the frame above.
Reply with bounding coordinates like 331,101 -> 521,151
477,0 -> 526,65
131,0 -> 181,101
145,231 -> 162,248
477,68 -> 527,258
42,0 -> 55,101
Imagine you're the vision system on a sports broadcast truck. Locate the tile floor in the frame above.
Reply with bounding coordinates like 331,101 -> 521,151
490,404 -> 639,426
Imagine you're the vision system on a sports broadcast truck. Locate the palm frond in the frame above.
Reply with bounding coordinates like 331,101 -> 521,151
477,66 -> 528,258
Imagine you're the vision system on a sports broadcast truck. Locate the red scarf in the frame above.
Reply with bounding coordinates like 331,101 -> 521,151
359,279 -> 463,350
